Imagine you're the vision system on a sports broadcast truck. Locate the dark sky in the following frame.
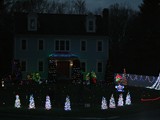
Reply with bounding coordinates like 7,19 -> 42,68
62,0 -> 143,11
85,0 -> 143,11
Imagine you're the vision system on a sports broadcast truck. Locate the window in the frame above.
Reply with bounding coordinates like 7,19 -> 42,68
30,18 -> 36,29
21,40 -> 26,50
97,62 -> 102,73
97,40 -> 103,52
38,61 -> 43,72
38,40 -> 43,50
81,62 -> 86,72
55,40 -> 70,51
21,61 -> 26,71
88,20 -> 94,31
80,40 -> 86,51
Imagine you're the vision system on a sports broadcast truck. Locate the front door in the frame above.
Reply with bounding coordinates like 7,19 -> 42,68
57,61 -> 70,80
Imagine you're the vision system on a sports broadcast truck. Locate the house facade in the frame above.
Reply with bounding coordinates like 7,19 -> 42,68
13,11 -> 109,82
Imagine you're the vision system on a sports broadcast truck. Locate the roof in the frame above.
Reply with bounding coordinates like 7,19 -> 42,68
14,12 -> 108,36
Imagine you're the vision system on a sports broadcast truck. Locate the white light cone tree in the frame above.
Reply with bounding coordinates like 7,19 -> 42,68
125,92 -> 131,105
101,96 -> 108,110
117,93 -> 124,107
109,94 -> 116,108
64,95 -> 71,111
15,95 -> 21,108
29,94 -> 35,109
45,95 -> 52,110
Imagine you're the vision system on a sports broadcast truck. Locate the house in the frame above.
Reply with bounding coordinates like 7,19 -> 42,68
13,10 -> 109,83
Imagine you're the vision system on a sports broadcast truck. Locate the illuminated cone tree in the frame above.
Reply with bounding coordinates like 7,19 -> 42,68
64,96 -> 71,111
45,95 -> 52,110
109,94 -> 116,108
125,92 -> 131,105
101,97 -> 108,110
117,93 -> 124,107
15,95 -> 21,108
29,94 -> 35,109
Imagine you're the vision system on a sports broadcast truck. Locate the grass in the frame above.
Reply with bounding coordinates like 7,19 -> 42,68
0,84 -> 160,117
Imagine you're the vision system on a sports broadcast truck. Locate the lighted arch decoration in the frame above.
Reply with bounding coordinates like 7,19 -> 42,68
48,52 -> 80,83
49,52 -> 79,59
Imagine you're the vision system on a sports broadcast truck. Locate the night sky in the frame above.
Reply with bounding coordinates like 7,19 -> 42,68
63,0 -> 143,11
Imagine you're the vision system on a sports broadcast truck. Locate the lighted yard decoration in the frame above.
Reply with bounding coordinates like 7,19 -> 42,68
125,92 -> 131,105
91,71 -> 97,84
29,94 -> 35,109
45,95 -> 52,110
109,94 -> 116,108
115,74 -> 124,92
83,72 -> 90,85
117,93 -> 124,107
101,96 -> 108,110
146,73 -> 160,90
122,68 -> 127,85
64,95 -> 71,111
15,95 -> 21,108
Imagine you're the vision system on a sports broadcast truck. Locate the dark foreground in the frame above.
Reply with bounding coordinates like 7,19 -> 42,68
0,100 -> 160,120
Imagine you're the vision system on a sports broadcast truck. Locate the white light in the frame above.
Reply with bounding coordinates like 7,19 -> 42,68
2,80 -> 4,87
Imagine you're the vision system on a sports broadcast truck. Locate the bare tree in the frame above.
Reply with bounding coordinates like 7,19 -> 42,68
72,0 -> 87,14
109,3 -> 134,43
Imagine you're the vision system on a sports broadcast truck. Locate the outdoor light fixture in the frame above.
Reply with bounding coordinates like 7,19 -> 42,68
70,61 -> 73,67
2,80 -> 4,87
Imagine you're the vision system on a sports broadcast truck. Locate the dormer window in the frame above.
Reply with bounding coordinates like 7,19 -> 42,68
86,13 -> 96,32
88,20 -> 94,31
28,13 -> 37,31
30,18 -> 36,29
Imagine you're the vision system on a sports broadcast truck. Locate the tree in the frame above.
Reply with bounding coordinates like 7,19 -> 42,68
72,0 -> 87,14
139,0 -> 160,34
108,3 -> 136,73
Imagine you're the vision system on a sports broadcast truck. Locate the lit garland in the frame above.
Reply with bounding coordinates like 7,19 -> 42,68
115,73 -> 157,84
48,59 -> 56,83
71,66 -> 81,84
49,52 -> 78,58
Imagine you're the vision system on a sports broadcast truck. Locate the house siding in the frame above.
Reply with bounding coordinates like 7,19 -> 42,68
14,34 -> 109,81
